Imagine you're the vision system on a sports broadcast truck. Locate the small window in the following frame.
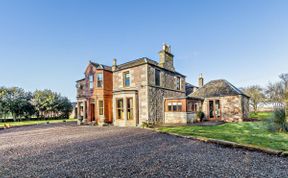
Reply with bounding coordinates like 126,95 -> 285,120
177,102 -> 182,111
194,103 -> 198,112
176,77 -> 181,90
89,75 -> 94,90
168,103 -> 172,111
127,98 -> 133,120
155,69 -> 161,86
97,73 -> 103,88
188,101 -> 198,112
167,102 -> 182,112
123,72 -> 130,87
116,99 -> 124,119
98,100 -> 104,115
172,102 -> 177,111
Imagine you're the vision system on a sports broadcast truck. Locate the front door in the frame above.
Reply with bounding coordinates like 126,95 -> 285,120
90,104 -> 96,121
208,100 -> 221,120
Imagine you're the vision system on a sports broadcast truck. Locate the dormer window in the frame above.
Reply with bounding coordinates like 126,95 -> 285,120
123,72 -> 130,87
89,74 -> 94,90
97,73 -> 103,88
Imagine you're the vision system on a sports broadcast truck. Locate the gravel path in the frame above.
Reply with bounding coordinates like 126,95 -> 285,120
0,123 -> 287,178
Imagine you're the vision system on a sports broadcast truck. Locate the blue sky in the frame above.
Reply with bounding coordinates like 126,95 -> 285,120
0,0 -> 287,101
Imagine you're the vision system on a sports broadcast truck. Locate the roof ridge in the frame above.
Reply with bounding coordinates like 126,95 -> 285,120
117,57 -> 148,67
189,79 -> 248,98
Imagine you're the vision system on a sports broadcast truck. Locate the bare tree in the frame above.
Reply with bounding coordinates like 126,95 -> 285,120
265,82 -> 285,108
242,85 -> 266,113
279,73 -> 288,120
279,73 -> 288,89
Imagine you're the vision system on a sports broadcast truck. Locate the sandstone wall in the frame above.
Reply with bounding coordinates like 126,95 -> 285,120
147,65 -> 185,123
241,95 -> 250,119
164,112 -> 187,124
113,65 -> 148,126
164,112 -> 197,124
187,112 -> 197,123
147,65 -> 185,91
202,95 -> 244,122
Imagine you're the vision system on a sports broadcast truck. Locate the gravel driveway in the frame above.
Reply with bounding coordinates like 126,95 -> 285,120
0,123 -> 287,178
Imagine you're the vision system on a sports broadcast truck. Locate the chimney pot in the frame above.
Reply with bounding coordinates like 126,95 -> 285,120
112,58 -> 117,71
198,73 -> 204,88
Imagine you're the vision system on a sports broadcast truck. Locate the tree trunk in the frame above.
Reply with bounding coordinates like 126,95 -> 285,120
253,102 -> 258,114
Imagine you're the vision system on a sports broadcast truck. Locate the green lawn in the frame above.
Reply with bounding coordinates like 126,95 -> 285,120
249,112 -> 273,120
0,119 -> 77,128
159,121 -> 288,151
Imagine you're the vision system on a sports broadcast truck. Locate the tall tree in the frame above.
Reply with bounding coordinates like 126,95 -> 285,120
32,89 -> 56,118
279,73 -> 288,120
6,87 -> 35,119
265,82 -> 285,107
0,87 -> 9,118
32,89 -> 72,119
242,85 -> 266,113
56,96 -> 73,118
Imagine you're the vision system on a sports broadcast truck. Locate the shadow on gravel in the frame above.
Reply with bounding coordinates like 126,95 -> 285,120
1,125 -> 288,177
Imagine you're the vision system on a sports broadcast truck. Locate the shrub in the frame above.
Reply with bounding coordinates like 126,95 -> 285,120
141,121 -> 155,128
267,108 -> 288,132
196,111 -> 205,122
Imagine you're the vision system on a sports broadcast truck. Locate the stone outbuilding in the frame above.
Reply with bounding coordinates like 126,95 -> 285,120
190,79 -> 250,122
164,79 -> 250,123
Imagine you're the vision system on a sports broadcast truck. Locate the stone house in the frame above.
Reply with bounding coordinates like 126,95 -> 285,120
76,61 -> 113,125
164,78 -> 250,123
76,44 -> 249,126
112,44 -> 185,126
190,79 -> 250,122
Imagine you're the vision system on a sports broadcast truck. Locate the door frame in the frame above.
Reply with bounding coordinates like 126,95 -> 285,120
90,103 -> 96,122
208,99 -> 222,121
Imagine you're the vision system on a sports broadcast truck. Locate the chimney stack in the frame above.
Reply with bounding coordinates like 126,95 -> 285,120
112,58 -> 117,71
198,73 -> 204,88
159,43 -> 175,71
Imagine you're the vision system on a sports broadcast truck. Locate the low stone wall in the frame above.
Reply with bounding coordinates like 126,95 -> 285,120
164,112 -> 197,124
187,112 -> 197,123
164,112 -> 187,124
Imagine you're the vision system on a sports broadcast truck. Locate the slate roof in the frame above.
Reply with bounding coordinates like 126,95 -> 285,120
115,57 -> 185,77
190,79 -> 249,98
185,82 -> 198,96
90,61 -> 112,71
115,57 -> 157,71
76,78 -> 85,82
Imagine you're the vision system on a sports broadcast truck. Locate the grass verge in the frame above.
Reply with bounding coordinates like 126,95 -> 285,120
249,112 -> 273,120
0,119 -> 76,128
159,121 -> 288,151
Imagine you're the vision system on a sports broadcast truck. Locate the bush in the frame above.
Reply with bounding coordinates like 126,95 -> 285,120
141,121 -> 155,128
267,109 -> 288,132
196,111 -> 205,122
